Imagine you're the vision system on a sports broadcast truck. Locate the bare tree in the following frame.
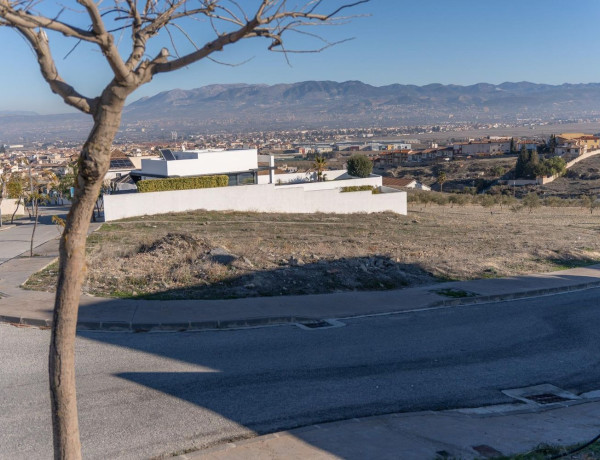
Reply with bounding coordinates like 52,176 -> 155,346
0,1 -> 369,458
0,171 -> 8,227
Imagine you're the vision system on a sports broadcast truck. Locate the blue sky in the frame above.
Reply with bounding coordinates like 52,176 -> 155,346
1,0 -> 599,114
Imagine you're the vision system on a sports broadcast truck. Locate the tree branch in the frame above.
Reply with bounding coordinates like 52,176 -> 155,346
0,0 -> 99,42
16,26 -> 97,114
76,0 -> 133,83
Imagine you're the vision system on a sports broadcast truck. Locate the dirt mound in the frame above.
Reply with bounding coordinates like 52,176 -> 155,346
137,233 -> 204,256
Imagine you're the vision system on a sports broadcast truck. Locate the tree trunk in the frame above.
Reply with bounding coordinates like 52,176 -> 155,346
49,83 -> 128,460
11,196 -> 21,224
30,200 -> 38,257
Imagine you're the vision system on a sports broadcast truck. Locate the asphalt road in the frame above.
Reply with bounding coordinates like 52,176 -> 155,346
0,206 -> 68,264
1,289 -> 600,459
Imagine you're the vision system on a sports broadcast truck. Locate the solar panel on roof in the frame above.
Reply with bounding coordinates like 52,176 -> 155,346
160,149 -> 176,161
109,158 -> 134,169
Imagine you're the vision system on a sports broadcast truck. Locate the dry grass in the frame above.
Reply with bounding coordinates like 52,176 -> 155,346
24,204 -> 600,299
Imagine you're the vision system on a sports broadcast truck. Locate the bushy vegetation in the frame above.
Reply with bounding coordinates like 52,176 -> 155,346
137,175 -> 229,193
515,146 -> 566,179
346,154 -> 373,178
340,185 -> 381,194
408,190 -> 589,211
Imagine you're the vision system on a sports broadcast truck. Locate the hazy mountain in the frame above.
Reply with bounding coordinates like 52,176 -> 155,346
123,80 -> 600,129
0,110 -> 38,117
2,81 -> 600,142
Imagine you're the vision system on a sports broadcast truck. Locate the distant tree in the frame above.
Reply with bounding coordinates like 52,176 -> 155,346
437,171 -> 447,192
491,165 -> 505,177
347,154 -> 373,178
57,172 -> 77,205
0,172 -> 8,227
480,194 -> 495,208
7,173 -> 24,223
580,194 -> 598,214
313,155 -> 327,182
522,192 -> 541,213
25,170 -> 58,256
509,137 -> 516,154
515,146 -> 528,178
549,134 -> 557,155
524,149 -> 540,178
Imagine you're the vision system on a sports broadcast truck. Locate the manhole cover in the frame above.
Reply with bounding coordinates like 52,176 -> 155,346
526,393 -> 570,404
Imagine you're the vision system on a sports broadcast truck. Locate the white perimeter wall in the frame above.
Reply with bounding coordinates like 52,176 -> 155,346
0,198 -> 25,217
104,183 -> 406,221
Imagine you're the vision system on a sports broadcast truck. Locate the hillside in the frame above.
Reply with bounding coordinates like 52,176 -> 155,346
3,80 -> 600,140
540,155 -> 600,198
123,80 -> 600,129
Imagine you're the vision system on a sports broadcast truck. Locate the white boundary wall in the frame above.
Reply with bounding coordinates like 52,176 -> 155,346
0,198 -> 25,217
104,183 -> 406,221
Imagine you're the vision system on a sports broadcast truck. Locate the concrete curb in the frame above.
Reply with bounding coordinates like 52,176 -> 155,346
3,278 -> 600,332
0,314 -> 316,332
430,280 -> 600,307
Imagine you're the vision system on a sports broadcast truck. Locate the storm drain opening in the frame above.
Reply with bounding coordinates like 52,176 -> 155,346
296,319 -> 345,331
502,384 -> 581,406
526,393 -> 571,405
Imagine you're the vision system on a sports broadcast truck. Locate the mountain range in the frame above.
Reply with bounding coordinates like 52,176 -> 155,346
123,80 -> 600,129
2,81 -> 600,141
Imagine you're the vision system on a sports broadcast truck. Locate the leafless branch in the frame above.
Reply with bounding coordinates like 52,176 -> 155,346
16,26 -> 97,113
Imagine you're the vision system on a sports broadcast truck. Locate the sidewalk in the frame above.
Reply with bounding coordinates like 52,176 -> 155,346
183,398 -> 600,459
2,234 -> 600,330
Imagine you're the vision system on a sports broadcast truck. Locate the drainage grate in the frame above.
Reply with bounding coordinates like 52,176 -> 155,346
296,319 -> 345,330
303,321 -> 333,329
472,444 -> 503,458
525,393 -> 571,405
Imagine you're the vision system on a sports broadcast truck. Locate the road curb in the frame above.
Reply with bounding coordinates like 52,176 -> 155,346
2,279 -> 600,332
1,314 -> 315,332
430,280 -> 600,307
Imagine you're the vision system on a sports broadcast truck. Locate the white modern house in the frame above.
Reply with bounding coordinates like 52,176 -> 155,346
130,148 -> 258,185
103,147 -> 407,221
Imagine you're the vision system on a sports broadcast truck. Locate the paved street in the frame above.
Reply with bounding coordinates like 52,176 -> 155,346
1,288 -> 600,459
0,206 -> 68,264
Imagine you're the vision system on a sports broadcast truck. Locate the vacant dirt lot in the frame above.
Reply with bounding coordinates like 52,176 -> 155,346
25,204 -> 600,299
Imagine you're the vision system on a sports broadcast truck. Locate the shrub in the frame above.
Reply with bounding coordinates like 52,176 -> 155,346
346,154 -> 373,178
480,194 -> 495,208
137,175 -> 229,193
430,193 -> 449,206
340,185 -> 380,194
491,165 -> 505,177
544,196 -> 565,207
522,192 -> 541,213
448,194 -> 470,207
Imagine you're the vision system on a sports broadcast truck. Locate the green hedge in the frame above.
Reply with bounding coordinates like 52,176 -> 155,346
340,185 -> 381,194
137,175 -> 229,193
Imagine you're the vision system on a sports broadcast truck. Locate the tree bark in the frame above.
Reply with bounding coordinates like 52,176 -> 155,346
10,196 -> 21,224
49,83 -> 128,460
30,199 -> 38,257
